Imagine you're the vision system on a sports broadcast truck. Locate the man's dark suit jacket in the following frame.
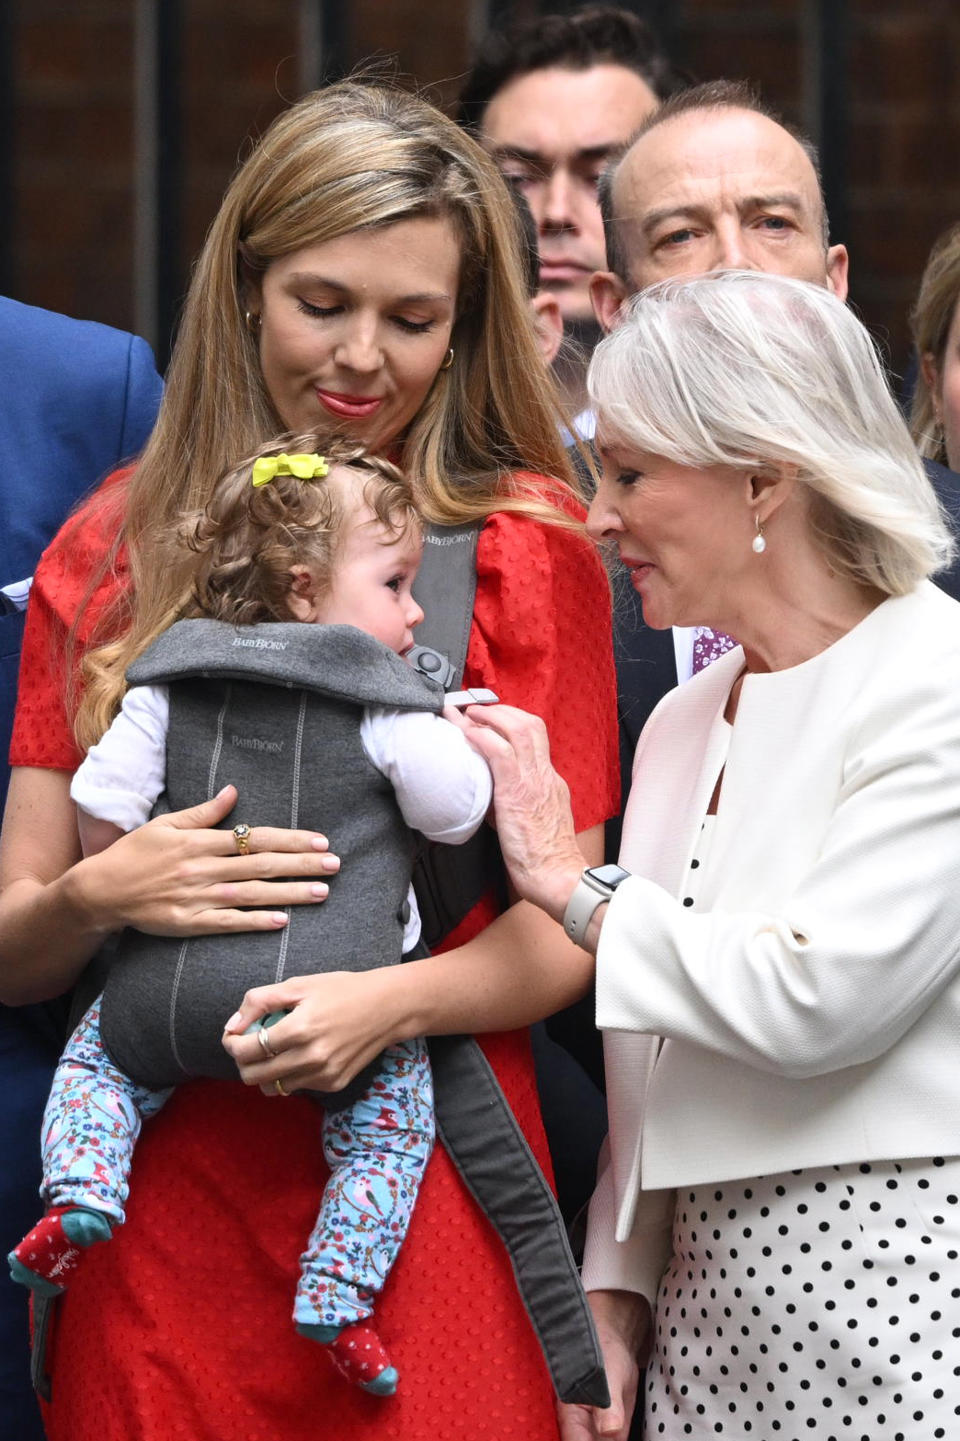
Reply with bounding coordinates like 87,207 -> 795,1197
0,296 -> 161,1440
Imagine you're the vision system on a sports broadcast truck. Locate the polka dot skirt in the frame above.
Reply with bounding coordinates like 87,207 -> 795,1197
646,1155 -> 960,1439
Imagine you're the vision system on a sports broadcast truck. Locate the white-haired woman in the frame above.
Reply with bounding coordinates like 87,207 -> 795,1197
455,271 -> 960,1441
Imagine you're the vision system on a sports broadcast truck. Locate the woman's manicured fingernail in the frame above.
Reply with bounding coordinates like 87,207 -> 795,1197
310,883 -> 329,899
271,912 -> 289,927
224,1012 -> 242,1031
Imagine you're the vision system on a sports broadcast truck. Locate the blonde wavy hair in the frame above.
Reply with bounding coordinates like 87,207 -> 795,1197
909,222 -> 960,466
178,435 -> 418,626
74,79 -> 579,750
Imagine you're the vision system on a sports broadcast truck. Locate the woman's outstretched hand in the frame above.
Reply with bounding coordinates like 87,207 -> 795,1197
71,784 -> 340,937
443,703 -> 585,923
222,968 -> 406,1094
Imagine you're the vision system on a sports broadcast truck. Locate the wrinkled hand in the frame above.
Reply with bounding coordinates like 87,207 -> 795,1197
221,968 -> 404,1094
444,704 -> 584,922
70,785 -> 339,937
558,1291 -> 649,1441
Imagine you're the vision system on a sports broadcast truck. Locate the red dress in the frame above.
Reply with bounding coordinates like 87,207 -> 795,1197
11,471 -> 619,1441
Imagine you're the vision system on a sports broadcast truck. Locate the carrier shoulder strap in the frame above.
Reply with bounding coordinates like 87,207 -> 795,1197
409,522 -> 507,945
410,521 -> 609,1408
408,520 -> 479,689
428,1030 -> 609,1405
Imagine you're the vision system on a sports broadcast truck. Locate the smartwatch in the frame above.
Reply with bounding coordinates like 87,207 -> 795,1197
563,863 -> 632,945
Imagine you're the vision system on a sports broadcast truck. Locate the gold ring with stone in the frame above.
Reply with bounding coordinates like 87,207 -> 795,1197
257,1025 -> 277,1059
232,823 -> 252,855
274,1077 -> 288,1097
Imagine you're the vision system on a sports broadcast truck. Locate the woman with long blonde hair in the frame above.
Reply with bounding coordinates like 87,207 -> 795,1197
0,80 -> 617,1440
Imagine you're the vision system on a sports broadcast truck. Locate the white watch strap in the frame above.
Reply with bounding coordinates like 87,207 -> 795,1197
563,873 -> 610,946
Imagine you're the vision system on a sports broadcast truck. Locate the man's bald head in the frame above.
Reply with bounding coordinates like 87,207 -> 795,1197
593,81 -> 848,331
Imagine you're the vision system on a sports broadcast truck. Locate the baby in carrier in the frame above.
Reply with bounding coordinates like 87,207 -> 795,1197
9,437 -> 493,1398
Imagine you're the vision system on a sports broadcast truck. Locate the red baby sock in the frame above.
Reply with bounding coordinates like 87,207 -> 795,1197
8,1206 -> 112,1296
297,1319 -> 399,1396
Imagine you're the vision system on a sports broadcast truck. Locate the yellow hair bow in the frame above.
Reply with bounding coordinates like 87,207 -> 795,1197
251,452 -> 330,488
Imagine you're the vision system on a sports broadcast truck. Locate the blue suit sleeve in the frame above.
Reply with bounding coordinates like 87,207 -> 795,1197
118,334 -> 164,461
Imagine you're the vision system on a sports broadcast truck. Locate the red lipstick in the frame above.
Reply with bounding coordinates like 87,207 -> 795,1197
316,389 -> 383,420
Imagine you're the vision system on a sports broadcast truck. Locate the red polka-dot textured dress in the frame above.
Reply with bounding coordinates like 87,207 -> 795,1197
11,471 -> 619,1441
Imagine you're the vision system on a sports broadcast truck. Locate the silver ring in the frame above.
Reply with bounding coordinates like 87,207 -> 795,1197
257,1025 -> 277,1059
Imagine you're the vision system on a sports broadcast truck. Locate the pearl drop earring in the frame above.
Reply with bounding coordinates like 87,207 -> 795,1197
752,516 -> 767,554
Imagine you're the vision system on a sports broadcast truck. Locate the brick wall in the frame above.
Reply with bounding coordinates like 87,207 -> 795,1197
14,0 -> 140,326
8,1 -> 960,374
845,0 -> 960,371
672,0 -> 960,374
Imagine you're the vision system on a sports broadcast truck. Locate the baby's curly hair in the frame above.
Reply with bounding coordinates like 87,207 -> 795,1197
179,434 -> 420,626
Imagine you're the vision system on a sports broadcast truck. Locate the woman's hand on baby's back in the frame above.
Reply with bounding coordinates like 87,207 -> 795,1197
70,784 -> 339,937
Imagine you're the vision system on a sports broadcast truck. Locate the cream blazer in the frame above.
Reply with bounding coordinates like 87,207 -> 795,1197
581,582 -> 960,1305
